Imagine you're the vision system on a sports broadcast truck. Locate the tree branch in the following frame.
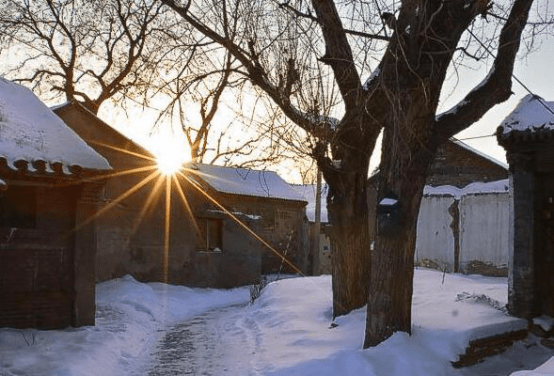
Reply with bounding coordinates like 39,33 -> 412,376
278,1 -> 390,42
160,0 -> 336,139
434,0 -> 534,141
311,0 -> 363,112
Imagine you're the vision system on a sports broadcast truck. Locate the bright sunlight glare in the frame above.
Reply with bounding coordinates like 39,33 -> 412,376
156,146 -> 187,175
157,154 -> 184,175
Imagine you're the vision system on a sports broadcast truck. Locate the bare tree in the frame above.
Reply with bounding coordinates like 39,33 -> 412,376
0,0 -> 181,114
160,0 -> 553,347
155,48 -> 279,165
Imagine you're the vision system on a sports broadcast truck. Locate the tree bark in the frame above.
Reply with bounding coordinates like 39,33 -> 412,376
326,171 -> 372,317
364,136 -> 436,347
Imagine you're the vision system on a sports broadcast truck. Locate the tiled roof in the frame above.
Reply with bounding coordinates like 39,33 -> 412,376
0,78 -> 111,176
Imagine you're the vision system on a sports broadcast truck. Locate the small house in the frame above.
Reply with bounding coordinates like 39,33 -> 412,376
0,79 -> 111,329
497,94 -> 554,319
53,101 -> 194,285
186,164 -> 309,278
426,138 -> 509,187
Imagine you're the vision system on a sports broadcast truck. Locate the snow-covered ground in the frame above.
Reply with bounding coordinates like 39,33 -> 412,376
1,269 -> 553,376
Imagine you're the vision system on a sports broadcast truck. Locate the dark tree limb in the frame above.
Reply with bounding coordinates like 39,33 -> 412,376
434,0 -> 534,142
311,0 -> 363,112
161,0 -> 337,139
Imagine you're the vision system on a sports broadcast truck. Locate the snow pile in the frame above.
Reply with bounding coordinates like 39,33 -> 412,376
0,78 -> 111,173
248,270 -> 527,376
424,179 -> 509,199
187,163 -> 306,202
0,275 -> 249,376
512,357 -> 554,376
1,270 -> 553,376
500,94 -> 554,134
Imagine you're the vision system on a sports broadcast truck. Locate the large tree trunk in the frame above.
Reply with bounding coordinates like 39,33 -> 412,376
318,111 -> 380,318
326,171 -> 371,317
364,138 -> 436,347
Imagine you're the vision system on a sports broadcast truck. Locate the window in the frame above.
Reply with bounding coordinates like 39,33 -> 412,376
0,185 -> 37,228
196,218 -> 222,252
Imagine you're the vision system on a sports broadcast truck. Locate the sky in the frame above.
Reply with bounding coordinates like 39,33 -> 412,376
3,2 -> 553,183
2,269 -> 554,376
441,37 -> 554,165
102,30 -> 554,183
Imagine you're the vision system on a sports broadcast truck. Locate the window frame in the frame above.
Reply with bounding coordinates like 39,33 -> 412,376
196,217 -> 223,252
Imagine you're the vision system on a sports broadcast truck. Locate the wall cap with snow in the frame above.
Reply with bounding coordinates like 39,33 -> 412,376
497,95 -> 554,145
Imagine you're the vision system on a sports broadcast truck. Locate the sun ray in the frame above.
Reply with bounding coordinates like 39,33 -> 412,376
87,140 -> 157,163
79,165 -> 159,184
71,169 -> 161,234
163,175 -> 171,283
177,170 -> 305,276
127,170 -> 167,238
171,173 -> 200,237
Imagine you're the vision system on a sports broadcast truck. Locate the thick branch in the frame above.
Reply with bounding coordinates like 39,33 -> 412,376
434,0 -> 534,141
161,0 -> 336,139
311,0 -> 362,111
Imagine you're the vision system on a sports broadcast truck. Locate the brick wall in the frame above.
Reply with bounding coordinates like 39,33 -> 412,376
427,141 -> 508,187
0,183 -> 81,329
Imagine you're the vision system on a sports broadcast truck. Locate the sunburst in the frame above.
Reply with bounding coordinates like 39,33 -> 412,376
72,142 -> 303,284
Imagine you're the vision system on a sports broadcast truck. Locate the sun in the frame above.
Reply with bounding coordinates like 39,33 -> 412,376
156,148 -> 186,175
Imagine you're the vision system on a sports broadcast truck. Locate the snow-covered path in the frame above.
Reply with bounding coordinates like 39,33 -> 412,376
143,303 -> 259,375
3,271 -> 554,376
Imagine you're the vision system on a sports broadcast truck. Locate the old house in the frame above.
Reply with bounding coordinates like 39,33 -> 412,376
497,94 -> 554,320
53,101 -> 194,285
0,79 -> 111,329
426,138 -> 509,187
51,103 -> 306,288
186,164 -> 309,277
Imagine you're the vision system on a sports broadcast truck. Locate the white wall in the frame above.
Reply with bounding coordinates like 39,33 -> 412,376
415,195 -> 457,271
415,189 -> 509,275
459,193 -> 510,270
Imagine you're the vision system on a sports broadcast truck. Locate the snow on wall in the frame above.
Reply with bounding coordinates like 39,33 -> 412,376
423,179 -> 509,198
500,94 -> 554,134
0,78 -> 111,173
187,163 -> 306,202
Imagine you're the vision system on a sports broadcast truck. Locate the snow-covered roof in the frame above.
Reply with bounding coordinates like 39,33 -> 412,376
499,94 -> 554,135
187,163 -> 306,203
0,78 -> 111,174
294,184 -> 329,222
424,179 -> 509,199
